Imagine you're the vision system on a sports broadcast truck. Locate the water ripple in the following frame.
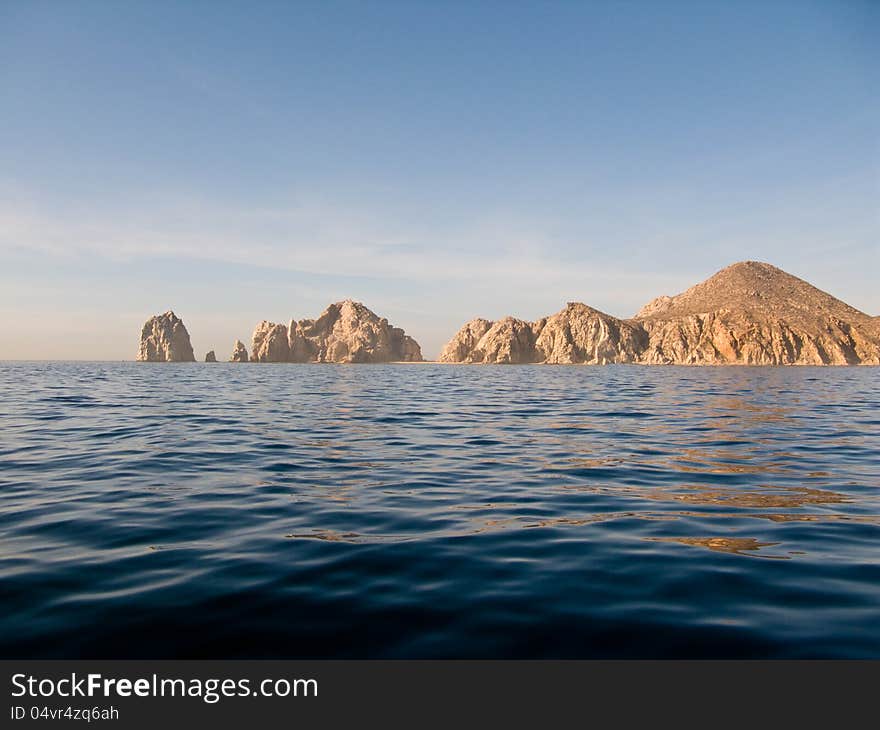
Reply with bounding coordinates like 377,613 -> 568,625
0,362 -> 878,658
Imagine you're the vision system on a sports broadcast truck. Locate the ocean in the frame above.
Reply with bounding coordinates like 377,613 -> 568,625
1,362 -> 878,658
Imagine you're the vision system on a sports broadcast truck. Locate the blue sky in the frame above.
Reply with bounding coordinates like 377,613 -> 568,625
1,0 -> 877,359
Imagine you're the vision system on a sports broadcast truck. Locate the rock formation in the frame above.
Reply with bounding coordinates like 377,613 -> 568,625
536,302 -> 647,364
438,318 -> 493,362
440,316 -> 538,364
205,350 -> 217,363
251,321 -> 290,363
440,262 -> 880,365
439,304 -> 646,364
249,300 -> 423,363
635,261 -> 880,365
230,340 -> 249,363
137,311 -> 196,362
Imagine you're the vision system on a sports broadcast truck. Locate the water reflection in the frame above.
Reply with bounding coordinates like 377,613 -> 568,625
649,486 -> 849,508
648,537 -> 787,558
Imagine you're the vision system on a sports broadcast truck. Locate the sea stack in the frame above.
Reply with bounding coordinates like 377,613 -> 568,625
205,350 -> 217,363
230,340 -> 249,362
439,261 -> 880,365
250,300 -> 423,363
251,321 -> 290,362
137,311 -> 196,362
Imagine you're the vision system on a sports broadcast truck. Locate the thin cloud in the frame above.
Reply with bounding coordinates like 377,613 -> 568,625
0,196 -> 684,305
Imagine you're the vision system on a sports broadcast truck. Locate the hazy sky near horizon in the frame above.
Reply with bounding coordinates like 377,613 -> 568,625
1,0 -> 877,360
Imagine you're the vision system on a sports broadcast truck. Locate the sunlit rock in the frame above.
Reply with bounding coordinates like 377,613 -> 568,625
251,321 -> 290,363
635,261 -> 880,365
137,311 -> 196,362
439,261 -> 880,365
250,300 -> 422,363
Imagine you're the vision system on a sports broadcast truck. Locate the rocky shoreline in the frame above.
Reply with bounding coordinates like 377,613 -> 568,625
137,261 -> 880,366
439,262 -> 880,366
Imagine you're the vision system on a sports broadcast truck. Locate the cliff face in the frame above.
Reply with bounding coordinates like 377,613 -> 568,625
440,316 -> 539,364
137,311 -> 196,362
251,321 -> 290,363
250,300 -> 423,363
438,318 -> 493,362
535,302 -> 647,364
440,304 -> 646,364
637,310 -> 880,365
439,262 -> 880,365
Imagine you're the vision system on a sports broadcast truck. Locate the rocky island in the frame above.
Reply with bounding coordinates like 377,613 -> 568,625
137,263 -> 878,365
137,301 -> 421,364
136,311 -> 196,362
249,299 -> 423,363
440,261 -> 880,365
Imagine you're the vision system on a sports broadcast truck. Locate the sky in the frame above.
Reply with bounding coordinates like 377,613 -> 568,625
1,0 -> 877,360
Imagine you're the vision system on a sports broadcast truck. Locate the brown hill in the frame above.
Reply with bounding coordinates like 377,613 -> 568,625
636,261 -> 872,326
439,261 -> 880,365
635,262 -> 880,365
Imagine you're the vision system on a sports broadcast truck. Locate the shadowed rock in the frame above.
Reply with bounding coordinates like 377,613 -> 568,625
137,311 -> 196,362
438,318 -> 493,362
230,340 -> 249,363
205,350 -> 217,363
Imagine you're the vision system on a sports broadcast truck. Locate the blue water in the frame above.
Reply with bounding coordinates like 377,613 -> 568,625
1,362 -> 878,658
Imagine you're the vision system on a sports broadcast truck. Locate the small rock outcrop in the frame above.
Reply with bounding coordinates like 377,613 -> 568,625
205,350 -> 217,363
439,261 -> 880,365
230,340 -> 249,363
249,300 -> 423,363
137,311 -> 196,362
